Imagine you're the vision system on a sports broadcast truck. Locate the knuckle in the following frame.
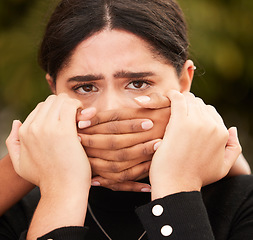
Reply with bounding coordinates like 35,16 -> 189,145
223,129 -> 229,140
207,105 -> 217,112
130,121 -> 136,132
142,144 -> 149,155
18,125 -> 26,137
87,137 -> 94,147
29,122 -> 39,135
188,92 -> 195,97
237,144 -> 242,154
108,136 -> 117,149
5,136 -> 10,146
110,184 -> 120,191
37,102 -> 44,108
118,170 -> 130,182
47,94 -> 56,100
110,112 -> 120,121
110,161 -> 121,173
142,161 -> 151,174
107,122 -> 119,133
196,97 -> 205,104
116,149 -> 128,161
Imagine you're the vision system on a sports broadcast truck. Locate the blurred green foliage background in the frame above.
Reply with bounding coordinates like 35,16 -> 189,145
0,0 -> 252,166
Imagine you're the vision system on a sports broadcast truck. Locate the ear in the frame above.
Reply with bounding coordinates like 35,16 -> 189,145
46,73 -> 56,94
178,60 -> 195,93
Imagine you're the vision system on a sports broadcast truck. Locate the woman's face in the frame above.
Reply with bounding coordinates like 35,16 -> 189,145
51,29 -> 193,111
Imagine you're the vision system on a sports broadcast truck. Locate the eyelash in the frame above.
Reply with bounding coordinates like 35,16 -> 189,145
126,79 -> 152,90
72,79 -> 152,95
72,82 -> 98,95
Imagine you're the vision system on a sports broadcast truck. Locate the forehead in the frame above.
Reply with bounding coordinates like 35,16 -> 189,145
61,29 -> 170,75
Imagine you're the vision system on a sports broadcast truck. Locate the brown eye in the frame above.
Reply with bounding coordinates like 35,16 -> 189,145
127,80 -> 150,90
82,85 -> 94,92
75,84 -> 98,94
133,81 -> 144,88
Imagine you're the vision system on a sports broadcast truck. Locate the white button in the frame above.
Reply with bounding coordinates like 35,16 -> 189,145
152,204 -> 164,216
161,225 -> 173,236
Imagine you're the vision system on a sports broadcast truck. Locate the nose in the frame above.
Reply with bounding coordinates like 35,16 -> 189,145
96,91 -> 136,112
101,92 -> 124,111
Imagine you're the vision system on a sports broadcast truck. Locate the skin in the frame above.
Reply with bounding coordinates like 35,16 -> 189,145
4,29 -> 245,239
48,29 -> 192,189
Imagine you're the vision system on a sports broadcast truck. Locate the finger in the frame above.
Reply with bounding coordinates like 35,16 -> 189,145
80,131 -> 158,149
45,94 -> 83,134
224,127 -> 242,171
134,92 -> 171,109
90,158 -> 144,175
76,107 -> 97,129
30,95 -> 58,126
78,118 -> 153,133
47,94 -> 82,124
86,139 -> 161,161
89,156 -> 150,174
183,92 -> 201,115
95,161 -> 151,182
6,120 -> 22,172
206,105 -> 226,126
168,90 -> 188,119
84,108 -> 157,126
59,98 -> 82,123
91,177 -> 151,192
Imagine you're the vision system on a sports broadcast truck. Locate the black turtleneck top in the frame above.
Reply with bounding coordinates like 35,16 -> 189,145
1,175 -> 253,240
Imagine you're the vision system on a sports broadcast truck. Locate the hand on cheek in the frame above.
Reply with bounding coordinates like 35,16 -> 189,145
6,94 -> 91,193
6,94 -> 93,240
150,90 -> 242,200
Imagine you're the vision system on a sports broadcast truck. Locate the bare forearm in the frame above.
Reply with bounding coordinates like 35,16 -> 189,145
0,154 -> 34,216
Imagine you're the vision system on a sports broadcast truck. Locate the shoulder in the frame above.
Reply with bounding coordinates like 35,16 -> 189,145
202,175 -> 253,204
202,175 -> 253,237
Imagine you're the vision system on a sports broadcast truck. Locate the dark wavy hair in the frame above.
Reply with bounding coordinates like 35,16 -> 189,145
39,0 -> 189,82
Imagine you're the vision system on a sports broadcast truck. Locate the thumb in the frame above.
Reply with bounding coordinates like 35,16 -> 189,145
6,120 -> 22,172
224,127 -> 242,168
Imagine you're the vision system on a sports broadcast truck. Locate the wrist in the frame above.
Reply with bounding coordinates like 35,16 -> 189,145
151,178 -> 201,201
27,185 -> 89,240
40,179 -> 91,200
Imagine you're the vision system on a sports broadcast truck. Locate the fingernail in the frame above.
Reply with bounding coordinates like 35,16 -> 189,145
154,141 -> 162,151
141,187 -> 151,192
91,181 -> 100,186
141,120 -> 153,130
81,107 -> 96,115
78,136 -> 82,142
135,96 -> 151,103
78,120 -> 91,129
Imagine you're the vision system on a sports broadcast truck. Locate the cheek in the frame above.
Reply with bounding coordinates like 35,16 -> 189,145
152,81 -> 181,96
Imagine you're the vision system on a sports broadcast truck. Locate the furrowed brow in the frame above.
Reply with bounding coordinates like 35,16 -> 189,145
114,71 -> 155,79
67,74 -> 104,82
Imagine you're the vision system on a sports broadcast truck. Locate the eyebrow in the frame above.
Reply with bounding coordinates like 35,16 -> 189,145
67,74 -> 104,82
67,71 -> 156,83
114,71 -> 155,79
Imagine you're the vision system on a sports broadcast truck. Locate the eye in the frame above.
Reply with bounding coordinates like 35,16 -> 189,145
126,80 -> 150,90
74,84 -> 98,94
